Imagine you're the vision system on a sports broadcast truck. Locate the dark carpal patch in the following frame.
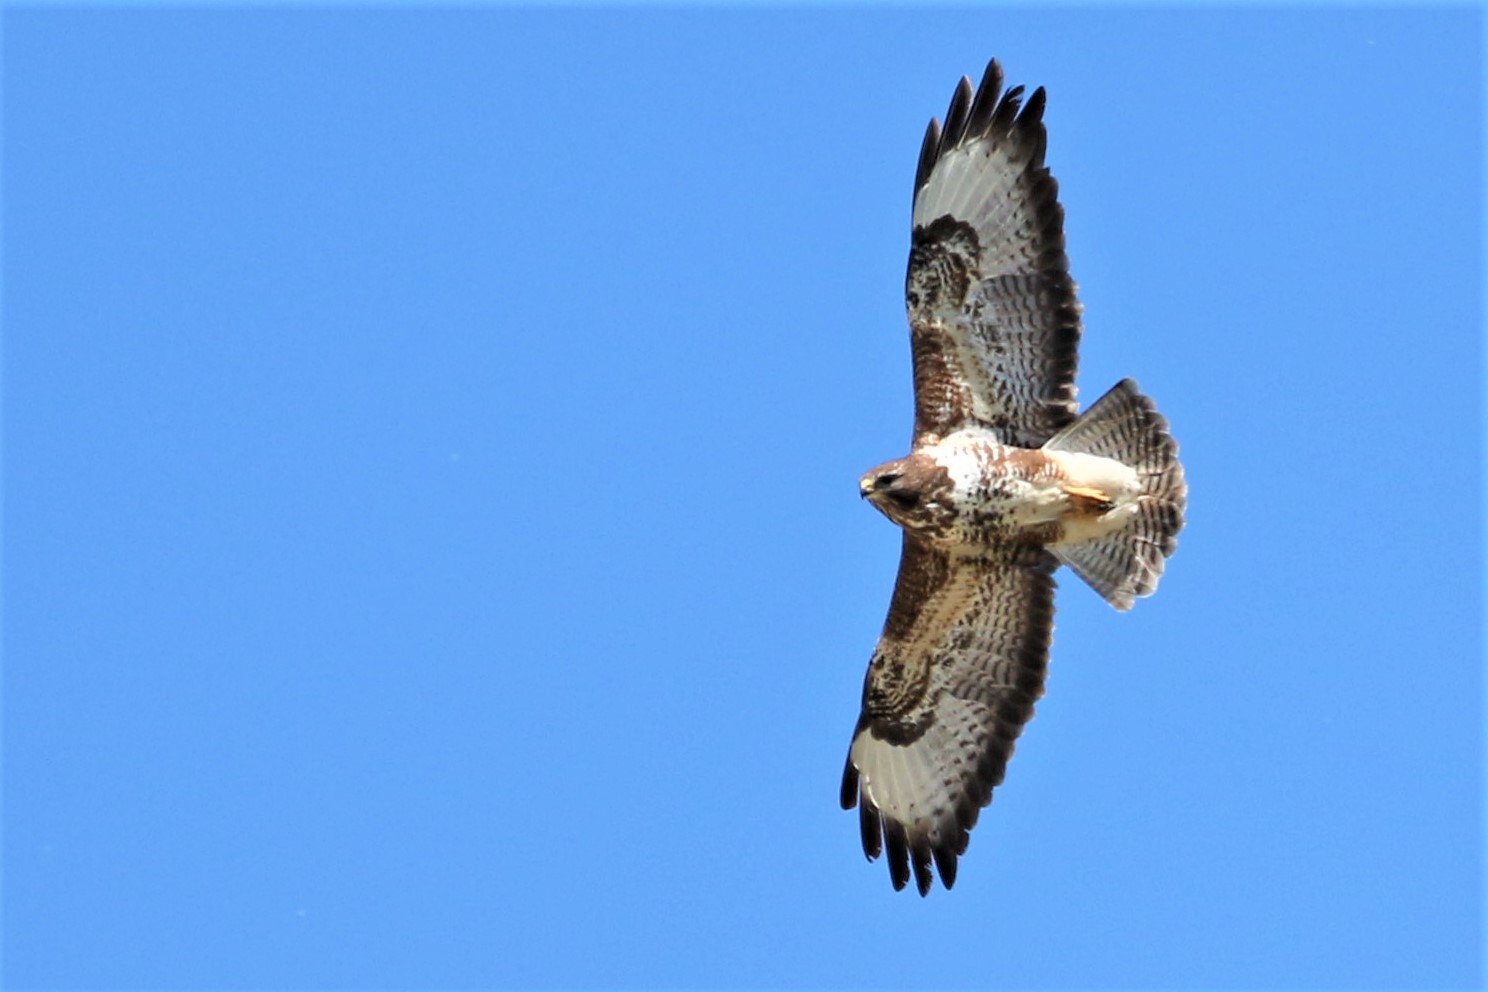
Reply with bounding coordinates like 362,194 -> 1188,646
906,215 -> 980,317
862,667 -> 936,747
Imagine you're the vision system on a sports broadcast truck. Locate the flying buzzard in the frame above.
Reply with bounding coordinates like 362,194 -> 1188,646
841,59 -> 1187,895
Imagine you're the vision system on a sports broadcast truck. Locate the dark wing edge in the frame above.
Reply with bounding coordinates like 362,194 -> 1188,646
905,59 -> 1081,446
840,535 -> 1056,895
911,59 -> 1043,215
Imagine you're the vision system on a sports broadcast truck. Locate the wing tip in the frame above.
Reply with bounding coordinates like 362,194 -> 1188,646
911,58 -> 1053,206
938,75 -> 976,155
839,754 -> 859,811
964,59 -> 1004,142
885,818 -> 912,891
914,116 -> 943,195
932,843 -> 959,891
874,818 -> 971,895
851,763 -> 983,894
912,845 -> 934,897
858,802 -> 883,861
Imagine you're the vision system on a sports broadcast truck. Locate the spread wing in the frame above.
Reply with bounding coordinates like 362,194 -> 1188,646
840,533 -> 1057,895
905,60 -> 1082,447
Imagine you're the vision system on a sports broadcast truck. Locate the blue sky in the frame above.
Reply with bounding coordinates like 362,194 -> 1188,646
4,6 -> 1481,990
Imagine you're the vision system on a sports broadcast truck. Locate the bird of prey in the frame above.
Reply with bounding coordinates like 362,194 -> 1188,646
841,59 -> 1187,895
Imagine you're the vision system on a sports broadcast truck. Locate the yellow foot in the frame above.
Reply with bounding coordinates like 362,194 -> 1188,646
1063,485 -> 1115,515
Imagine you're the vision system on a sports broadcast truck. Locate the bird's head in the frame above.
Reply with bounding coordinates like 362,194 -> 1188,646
859,453 -> 956,531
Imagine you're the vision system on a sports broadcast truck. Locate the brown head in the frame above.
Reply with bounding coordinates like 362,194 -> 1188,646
859,452 -> 957,532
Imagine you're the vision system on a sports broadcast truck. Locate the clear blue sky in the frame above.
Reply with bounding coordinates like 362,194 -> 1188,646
5,7 -> 1481,989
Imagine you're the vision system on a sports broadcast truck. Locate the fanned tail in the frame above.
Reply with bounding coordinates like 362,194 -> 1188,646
1044,379 -> 1186,610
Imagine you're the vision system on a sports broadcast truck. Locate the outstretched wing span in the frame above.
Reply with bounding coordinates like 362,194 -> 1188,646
905,59 -> 1082,447
840,534 -> 1056,894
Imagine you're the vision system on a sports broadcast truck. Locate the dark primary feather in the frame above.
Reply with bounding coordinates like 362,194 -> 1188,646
913,117 -> 943,198
964,60 -> 1004,141
939,76 -> 974,154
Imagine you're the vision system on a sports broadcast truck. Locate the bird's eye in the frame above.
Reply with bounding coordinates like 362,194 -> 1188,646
875,473 -> 903,489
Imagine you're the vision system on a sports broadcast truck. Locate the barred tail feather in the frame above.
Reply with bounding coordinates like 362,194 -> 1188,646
1044,379 -> 1186,610
1053,499 -> 1180,610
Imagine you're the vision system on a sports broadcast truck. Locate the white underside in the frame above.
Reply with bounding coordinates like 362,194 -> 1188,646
924,433 -> 1142,541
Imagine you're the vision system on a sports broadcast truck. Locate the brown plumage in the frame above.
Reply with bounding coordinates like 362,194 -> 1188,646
842,60 -> 1188,895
